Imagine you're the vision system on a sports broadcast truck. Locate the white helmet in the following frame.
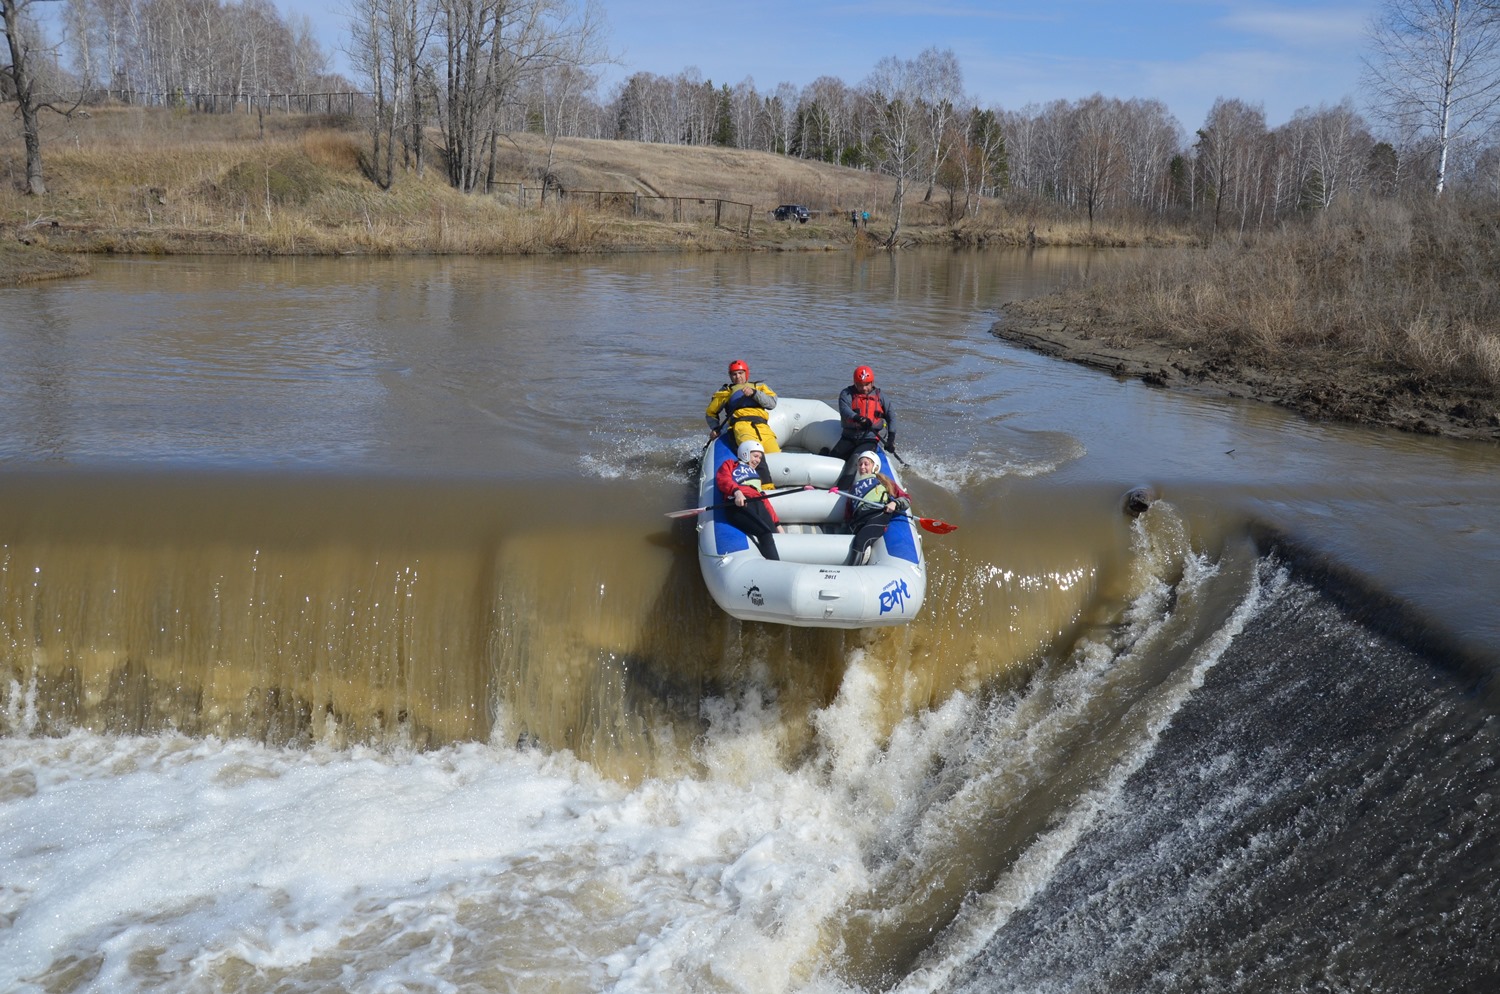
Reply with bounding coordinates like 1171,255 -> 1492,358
737,439 -> 765,461
854,450 -> 880,470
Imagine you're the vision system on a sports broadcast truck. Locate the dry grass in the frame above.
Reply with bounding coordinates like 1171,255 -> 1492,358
1,107 -> 903,256
3,105 -> 1183,265
1045,198 -> 1500,389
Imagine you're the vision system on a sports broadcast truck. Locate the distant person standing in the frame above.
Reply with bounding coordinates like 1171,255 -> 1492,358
705,359 -> 781,454
830,364 -> 895,462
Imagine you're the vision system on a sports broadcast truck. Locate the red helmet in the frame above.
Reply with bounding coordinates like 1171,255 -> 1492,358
729,359 -> 749,375
854,365 -> 874,385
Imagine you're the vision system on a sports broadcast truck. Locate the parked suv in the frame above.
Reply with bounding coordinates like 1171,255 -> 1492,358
773,204 -> 811,223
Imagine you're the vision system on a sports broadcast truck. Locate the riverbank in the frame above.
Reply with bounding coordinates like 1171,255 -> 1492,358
994,309 -> 1500,442
996,197 -> 1499,444
0,238 -> 91,283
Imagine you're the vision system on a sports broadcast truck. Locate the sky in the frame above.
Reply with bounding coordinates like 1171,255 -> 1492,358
278,0 -> 1374,136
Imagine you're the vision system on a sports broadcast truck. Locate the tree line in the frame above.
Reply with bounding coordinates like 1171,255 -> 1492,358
6,0 -> 1500,238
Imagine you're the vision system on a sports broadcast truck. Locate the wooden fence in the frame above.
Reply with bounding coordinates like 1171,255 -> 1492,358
503,186 -> 756,235
88,90 -> 374,115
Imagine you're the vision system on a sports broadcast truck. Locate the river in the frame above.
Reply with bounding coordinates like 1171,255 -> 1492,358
1,250 -> 1496,993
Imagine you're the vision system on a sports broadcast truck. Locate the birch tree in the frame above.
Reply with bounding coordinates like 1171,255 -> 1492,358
1196,97 -> 1268,234
1296,100 -> 1375,208
534,1 -> 604,193
1363,0 -> 1500,195
433,0 -> 598,193
864,54 -> 924,246
1070,93 -> 1125,229
999,105 -> 1042,197
914,46 -> 961,202
349,0 -> 406,187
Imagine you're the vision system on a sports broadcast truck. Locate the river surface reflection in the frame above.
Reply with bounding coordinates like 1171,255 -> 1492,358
3,249 -> 1496,658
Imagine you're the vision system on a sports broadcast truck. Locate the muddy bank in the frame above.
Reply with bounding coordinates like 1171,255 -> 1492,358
994,308 -> 1500,444
0,236 -> 91,285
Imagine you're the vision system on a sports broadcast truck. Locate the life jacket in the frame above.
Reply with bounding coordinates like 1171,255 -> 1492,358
845,471 -> 894,520
849,387 -> 885,428
728,460 -> 766,492
709,382 -> 775,428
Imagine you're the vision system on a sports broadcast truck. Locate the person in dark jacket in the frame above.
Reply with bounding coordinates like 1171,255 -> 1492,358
829,364 -> 895,461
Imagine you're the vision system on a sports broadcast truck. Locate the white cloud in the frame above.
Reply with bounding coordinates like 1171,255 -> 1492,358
1219,4 -> 1370,48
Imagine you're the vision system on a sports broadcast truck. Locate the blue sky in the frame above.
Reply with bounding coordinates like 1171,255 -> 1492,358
283,0 -> 1372,135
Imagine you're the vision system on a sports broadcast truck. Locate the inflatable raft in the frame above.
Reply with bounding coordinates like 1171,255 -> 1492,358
694,397 -> 926,628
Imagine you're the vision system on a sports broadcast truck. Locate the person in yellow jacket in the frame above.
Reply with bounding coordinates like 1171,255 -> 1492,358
705,359 -> 781,453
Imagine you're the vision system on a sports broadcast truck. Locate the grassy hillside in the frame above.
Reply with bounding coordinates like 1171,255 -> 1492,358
0,105 -> 1167,266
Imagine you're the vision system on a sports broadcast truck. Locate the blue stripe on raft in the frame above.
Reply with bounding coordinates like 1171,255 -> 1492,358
709,435 -> 751,553
885,516 -> 919,563
869,449 -> 920,564
712,511 -> 751,553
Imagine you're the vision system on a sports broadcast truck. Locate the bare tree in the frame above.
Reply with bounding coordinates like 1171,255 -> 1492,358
967,106 -> 1007,203
1293,100 -> 1375,208
1117,98 -> 1181,215
998,104 -> 1043,197
1196,97 -> 1269,235
729,75 -> 759,150
534,0 -> 605,193
864,54 -> 924,246
434,0 -> 594,193
1363,0 -> 1500,195
770,79 -> 797,153
914,46 -> 961,202
350,0 -> 405,187
1069,93 -> 1126,229
3,0 -> 75,195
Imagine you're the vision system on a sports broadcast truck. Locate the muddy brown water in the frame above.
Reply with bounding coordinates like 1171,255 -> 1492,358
2,249 -> 1497,991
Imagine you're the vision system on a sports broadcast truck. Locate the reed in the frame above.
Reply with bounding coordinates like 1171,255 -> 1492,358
1047,198 -> 1500,389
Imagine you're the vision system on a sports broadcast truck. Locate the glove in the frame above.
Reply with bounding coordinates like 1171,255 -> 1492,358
855,415 -> 873,429
885,432 -> 897,449
894,497 -> 911,514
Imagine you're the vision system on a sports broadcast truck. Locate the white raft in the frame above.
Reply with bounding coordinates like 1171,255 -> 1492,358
696,397 -> 926,628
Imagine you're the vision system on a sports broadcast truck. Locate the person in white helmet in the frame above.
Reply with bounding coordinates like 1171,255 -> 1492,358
842,449 -> 910,565
714,439 -> 781,560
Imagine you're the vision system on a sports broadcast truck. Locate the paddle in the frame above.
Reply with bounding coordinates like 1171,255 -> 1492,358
666,484 -> 814,519
831,487 -> 958,534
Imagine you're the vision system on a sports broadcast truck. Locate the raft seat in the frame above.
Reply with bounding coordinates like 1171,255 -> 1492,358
772,531 -> 860,566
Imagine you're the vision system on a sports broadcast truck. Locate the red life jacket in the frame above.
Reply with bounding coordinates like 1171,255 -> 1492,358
850,387 -> 885,425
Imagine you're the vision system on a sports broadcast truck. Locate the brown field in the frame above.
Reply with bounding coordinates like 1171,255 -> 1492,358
0,105 -> 1154,262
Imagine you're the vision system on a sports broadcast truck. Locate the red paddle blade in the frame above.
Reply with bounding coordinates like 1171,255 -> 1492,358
917,517 -> 957,534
